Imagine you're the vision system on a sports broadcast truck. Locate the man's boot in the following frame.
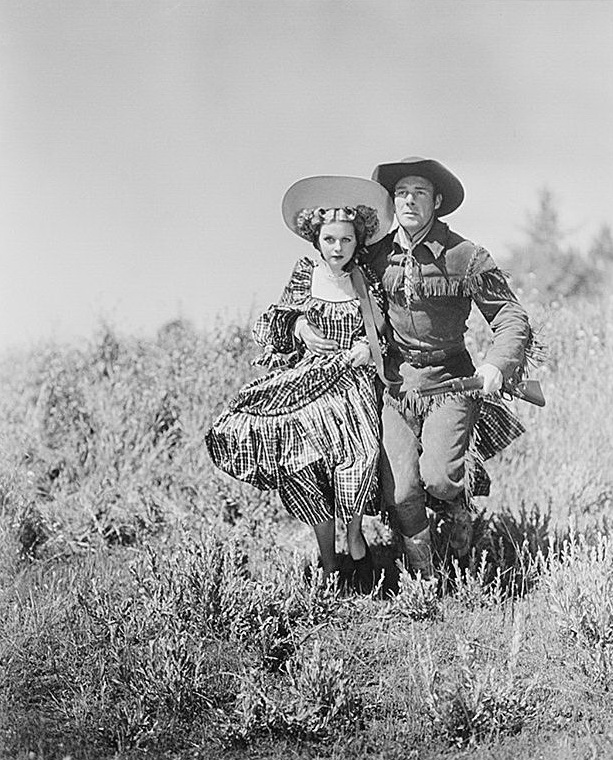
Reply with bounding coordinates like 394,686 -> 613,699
447,496 -> 474,558
402,527 -> 434,578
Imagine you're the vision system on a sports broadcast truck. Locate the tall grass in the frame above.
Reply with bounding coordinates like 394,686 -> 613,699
1,296 -> 612,759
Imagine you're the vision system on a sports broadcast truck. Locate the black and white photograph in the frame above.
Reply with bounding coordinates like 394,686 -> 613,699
1,1 -> 612,758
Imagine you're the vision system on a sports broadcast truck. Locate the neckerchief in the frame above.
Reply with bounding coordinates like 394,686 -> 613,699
391,217 -> 435,304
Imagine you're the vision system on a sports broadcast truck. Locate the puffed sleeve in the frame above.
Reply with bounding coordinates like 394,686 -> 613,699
252,257 -> 312,359
468,248 -> 532,380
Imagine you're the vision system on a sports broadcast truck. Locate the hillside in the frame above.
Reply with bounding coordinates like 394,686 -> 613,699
1,297 -> 612,759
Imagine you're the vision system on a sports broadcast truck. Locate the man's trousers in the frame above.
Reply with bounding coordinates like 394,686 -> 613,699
379,372 -> 479,538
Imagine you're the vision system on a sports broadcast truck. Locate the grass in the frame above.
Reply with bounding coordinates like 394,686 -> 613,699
0,296 -> 612,759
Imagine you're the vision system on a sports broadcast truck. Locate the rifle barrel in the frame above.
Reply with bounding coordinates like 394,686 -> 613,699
415,376 -> 484,397
414,375 -> 546,407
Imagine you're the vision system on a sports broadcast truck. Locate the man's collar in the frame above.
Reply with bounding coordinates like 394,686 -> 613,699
423,238 -> 445,260
394,218 -> 448,260
395,220 -> 433,252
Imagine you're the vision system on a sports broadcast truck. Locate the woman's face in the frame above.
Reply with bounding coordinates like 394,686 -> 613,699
317,221 -> 357,270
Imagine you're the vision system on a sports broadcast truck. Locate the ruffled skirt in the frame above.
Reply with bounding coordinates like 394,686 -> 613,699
206,351 -> 380,525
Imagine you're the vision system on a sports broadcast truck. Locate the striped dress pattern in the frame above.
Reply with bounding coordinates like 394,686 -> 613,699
205,257 -> 380,526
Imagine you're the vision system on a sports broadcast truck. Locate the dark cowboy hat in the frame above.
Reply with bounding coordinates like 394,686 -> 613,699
371,156 -> 465,216
282,175 -> 395,244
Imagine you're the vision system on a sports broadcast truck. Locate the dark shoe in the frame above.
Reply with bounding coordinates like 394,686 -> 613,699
352,535 -> 375,594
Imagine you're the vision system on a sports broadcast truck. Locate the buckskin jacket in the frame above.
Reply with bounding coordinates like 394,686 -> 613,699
365,219 -> 532,383
362,218 -> 539,499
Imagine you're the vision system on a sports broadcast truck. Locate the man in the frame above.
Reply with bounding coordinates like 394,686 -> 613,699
294,157 -> 533,575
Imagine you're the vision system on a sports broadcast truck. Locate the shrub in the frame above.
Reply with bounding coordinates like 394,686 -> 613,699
387,562 -> 441,622
544,532 -> 613,687
0,534 -> 350,755
233,640 -> 363,743
431,505 -> 558,606
421,614 -> 537,747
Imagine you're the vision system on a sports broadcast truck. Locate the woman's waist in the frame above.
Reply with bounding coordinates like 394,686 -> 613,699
301,347 -> 374,369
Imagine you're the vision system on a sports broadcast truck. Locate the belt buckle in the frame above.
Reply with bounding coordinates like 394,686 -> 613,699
410,349 -> 428,367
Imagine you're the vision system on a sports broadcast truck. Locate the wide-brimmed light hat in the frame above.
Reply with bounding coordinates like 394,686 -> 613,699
371,156 -> 464,216
282,175 -> 395,244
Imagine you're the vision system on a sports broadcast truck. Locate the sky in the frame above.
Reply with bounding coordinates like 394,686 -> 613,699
1,0 -> 612,351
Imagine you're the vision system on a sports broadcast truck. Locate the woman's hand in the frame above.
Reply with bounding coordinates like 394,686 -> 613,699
349,341 -> 371,367
475,363 -> 503,394
295,317 -> 339,355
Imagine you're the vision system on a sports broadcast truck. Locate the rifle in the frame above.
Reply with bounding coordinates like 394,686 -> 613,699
414,375 -> 546,407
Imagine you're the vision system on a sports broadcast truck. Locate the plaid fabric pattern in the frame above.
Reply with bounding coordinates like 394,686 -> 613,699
253,257 -> 365,355
278,455 -> 379,525
206,258 -> 380,526
251,258 -> 312,356
467,396 -> 525,497
477,396 -> 525,461
277,460 -> 336,522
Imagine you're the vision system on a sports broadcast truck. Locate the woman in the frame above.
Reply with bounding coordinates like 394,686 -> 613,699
205,176 -> 394,588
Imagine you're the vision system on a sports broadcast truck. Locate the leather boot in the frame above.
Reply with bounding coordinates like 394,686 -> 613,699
402,527 -> 434,578
447,496 -> 474,558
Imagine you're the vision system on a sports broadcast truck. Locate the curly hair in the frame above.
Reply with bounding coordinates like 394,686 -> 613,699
294,205 -> 380,250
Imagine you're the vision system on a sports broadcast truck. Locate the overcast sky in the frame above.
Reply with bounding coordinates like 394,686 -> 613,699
1,0 -> 611,351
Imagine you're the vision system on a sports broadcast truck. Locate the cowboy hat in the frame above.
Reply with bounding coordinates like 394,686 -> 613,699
371,157 -> 464,216
282,175 -> 395,244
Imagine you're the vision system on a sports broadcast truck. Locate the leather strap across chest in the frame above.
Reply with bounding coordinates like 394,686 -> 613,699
350,267 -> 400,389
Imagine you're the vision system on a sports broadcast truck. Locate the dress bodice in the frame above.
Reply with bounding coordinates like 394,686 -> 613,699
289,258 -> 364,351
303,298 -> 363,351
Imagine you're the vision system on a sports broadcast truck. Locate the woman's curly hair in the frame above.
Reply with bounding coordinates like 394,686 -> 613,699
294,205 -> 380,250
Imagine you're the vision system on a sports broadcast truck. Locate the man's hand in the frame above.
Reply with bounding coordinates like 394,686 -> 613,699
475,363 -> 503,394
295,317 -> 339,355
348,341 -> 371,367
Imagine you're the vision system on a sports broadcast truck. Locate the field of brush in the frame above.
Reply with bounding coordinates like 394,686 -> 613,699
1,295 -> 613,760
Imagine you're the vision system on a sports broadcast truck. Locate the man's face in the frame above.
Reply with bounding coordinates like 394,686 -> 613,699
393,175 -> 442,236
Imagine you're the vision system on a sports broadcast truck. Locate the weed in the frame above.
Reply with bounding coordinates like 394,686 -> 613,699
421,613 -> 537,747
233,640 -> 363,743
386,561 -> 441,621
430,504 -> 559,605
544,532 -> 613,687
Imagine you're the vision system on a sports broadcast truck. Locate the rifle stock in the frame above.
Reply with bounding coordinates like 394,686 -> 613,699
415,376 -> 546,407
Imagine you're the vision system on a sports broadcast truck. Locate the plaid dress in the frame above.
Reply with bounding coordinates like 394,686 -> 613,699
205,258 -> 380,526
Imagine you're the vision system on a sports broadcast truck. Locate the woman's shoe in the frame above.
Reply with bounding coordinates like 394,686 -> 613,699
352,534 -> 375,594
